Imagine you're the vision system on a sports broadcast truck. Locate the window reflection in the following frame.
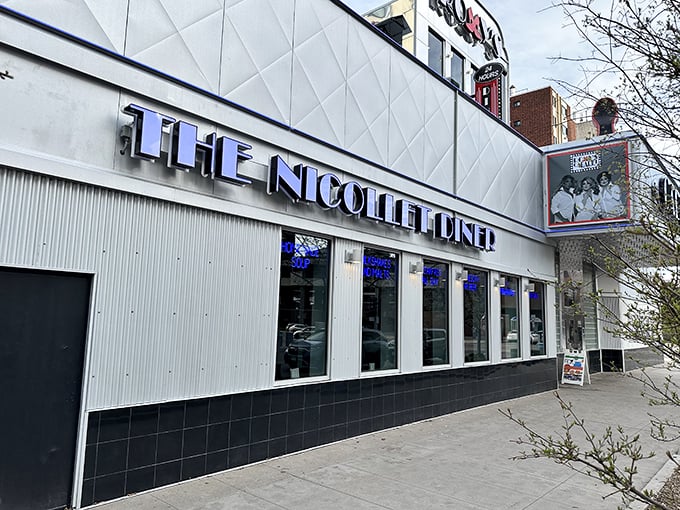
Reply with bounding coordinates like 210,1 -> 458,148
450,49 -> 464,89
428,29 -> 444,75
463,268 -> 488,362
500,276 -> 520,359
275,231 -> 330,380
362,248 -> 398,371
423,260 -> 449,366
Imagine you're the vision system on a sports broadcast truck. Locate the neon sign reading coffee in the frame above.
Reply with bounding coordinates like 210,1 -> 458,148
464,273 -> 481,291
423,266 -> 442,286
121,104 -> 497,253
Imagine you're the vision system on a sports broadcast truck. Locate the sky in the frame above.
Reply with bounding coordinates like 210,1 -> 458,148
343,0 -> 613,120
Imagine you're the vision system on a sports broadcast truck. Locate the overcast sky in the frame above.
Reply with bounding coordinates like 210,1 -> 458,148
343,0 -> 612,119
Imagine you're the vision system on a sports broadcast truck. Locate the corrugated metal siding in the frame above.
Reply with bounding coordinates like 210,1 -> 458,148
400,253 -> 423,373
582,265 -> 599,350
0,168 -> 280,410
555,288 -> 563,352
329,238 -> 362,380
599,296 -> 621,349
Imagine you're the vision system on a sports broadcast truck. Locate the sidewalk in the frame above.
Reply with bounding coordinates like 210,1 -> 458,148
93,367 -> 677,510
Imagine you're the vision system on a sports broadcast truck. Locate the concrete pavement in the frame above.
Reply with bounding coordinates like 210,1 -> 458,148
92,367 -> 678,510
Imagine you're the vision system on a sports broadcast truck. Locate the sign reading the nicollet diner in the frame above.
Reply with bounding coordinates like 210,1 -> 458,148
121,104 -> 497,252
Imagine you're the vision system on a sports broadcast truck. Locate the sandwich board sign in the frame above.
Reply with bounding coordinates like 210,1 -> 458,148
562,350 -> 590,386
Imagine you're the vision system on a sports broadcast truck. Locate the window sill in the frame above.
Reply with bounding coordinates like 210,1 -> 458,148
273,374 -> 330,387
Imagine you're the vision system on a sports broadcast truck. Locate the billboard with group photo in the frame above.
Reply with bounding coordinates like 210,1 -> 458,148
547,141 -> 631,228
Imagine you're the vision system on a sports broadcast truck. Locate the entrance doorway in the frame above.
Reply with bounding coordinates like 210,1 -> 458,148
0,268 -> 91,510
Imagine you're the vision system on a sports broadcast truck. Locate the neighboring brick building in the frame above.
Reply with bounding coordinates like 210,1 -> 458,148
510,87 -> 576,146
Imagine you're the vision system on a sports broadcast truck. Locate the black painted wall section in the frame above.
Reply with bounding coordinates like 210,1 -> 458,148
81,359 -> 556,506
588,350 -> 602,373
621,347 -> 665,371
601,349 -> 623,372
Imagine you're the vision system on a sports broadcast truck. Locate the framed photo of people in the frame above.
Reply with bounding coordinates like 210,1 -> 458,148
546,141 -> 631,228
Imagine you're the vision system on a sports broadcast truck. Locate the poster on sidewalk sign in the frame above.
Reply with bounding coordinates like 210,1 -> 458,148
562,351 -> 589,386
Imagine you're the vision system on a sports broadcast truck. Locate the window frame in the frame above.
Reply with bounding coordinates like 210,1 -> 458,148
427,29 -> 445,76
274,230 -> 332,383
529,280 -> 547,357
422,258 -> 450,368
462,266 -> 490,364
499,275 -> 521,360
360,246 -> 399,373
448,48 -> 465,89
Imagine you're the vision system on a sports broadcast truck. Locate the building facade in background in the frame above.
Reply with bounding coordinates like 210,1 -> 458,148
0,1 -> 553,508
365,0 -> 509,119
574,119 -> 599,140
0,1 -> 660,510
510,86 -> 576,146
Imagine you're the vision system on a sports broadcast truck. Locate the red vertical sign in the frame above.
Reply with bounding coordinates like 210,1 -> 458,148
473,63 -> 505,119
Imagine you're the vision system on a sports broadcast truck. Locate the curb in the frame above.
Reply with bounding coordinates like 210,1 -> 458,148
627,454 -> 679,509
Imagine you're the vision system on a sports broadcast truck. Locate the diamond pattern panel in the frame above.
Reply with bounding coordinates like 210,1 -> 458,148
220,0 -> 294,124
291,0 -> 348,147
423,74 -> 455,193
1,0 -> 128,52
457,99 -> 544,227
4,0 -> 541,217
344,20 -> 391,166
388,49 -> 426,177
126,0 -> 224,93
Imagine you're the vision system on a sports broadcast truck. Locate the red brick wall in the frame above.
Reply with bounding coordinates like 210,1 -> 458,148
510,88 -> 553,146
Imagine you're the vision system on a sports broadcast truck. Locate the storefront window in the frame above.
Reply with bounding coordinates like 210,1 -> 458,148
362,248 -> 398,371
500,276 -> 520,359
529,281 -> 546,356
275,231 -> 330,380
463,268 -> 488,362
423,260 -> 448,366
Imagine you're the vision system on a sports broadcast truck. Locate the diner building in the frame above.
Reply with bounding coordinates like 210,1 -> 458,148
1,1 -> 561,508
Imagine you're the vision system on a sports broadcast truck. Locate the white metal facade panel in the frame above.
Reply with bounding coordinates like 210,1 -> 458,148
488,271 -> 502,363
0,168 -> 281,410
423,74 -> 456,190
0,0 -> 557,414
400,253 -> 423,373
545,283 -> 558,358
125,0 -> 224,93
329,239 -> 362,380
450,263 -> 465,367
0,1 -> 542,227
345,18 -> 391,166
291,0 -> 349,147
456,98 -> 544,226
0,0 -> 128,52
220,0 -> 295,123
0,46 -> 118,171
388,48 -> 425,175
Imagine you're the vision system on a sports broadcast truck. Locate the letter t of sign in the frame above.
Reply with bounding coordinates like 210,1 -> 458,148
123,104 -> 176,160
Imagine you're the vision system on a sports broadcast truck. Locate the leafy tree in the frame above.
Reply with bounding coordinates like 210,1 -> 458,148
502,1 -> 680,508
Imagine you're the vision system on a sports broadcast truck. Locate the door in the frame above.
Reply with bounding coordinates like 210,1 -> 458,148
0,268 -> 91,510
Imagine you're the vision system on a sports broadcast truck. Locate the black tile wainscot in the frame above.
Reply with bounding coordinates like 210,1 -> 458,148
81,358 -> 557,506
